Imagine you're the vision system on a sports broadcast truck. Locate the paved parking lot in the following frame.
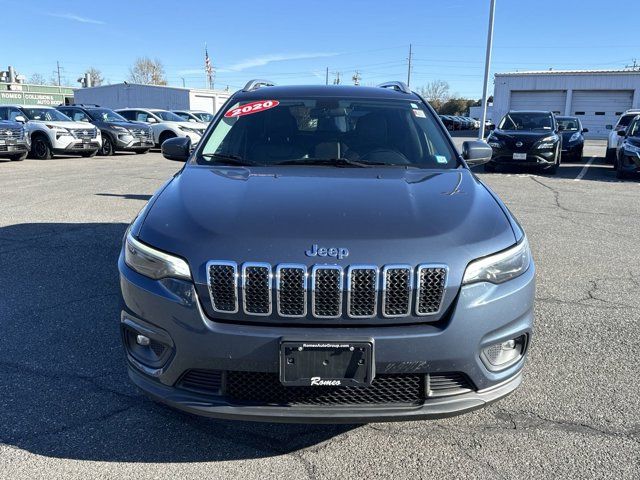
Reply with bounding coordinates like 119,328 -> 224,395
0,141 -> 638,479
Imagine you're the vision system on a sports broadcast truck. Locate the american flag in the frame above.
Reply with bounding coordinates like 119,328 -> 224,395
205,45 -> 214,88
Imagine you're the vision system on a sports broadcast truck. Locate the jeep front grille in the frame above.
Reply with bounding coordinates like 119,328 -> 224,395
206,261 -> 447,321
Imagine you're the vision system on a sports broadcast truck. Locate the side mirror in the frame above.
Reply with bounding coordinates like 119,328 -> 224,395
162,136 -> 191,161
14,115 -> 26,123
462,140 -> 493,167
188,118 -> 197,123
582,128 -> 589,133
488,124 -> 495,131
147,117 -> 157,123
557,125 -> 565,132
617,129 -> 627,137
81,118 -> 90,122
605,125 -> 613,130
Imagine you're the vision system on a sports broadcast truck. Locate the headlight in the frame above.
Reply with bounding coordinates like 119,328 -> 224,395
124,232 -> 191,280
112,126 -> 128,132
569,132 -> 581,142
487,135 -> 502,149
463,238 -> 531,285
47,125 -> 70,135
179,126 -> 201,135
535,136 -> 557,150
623,142 -> 640,154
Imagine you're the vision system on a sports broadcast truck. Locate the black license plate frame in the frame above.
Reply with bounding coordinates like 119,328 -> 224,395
279,341 -> 374,387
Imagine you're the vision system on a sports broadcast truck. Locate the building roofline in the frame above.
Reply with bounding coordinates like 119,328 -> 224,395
72,82 -> 230,94
496,69 -> 640,76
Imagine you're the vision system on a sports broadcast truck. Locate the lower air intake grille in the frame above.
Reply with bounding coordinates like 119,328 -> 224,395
427,372 -> 474,397
416,266 -> 447,315
208,262 -> 238,313
312,267 -> 342,318
178,369 -> 223,394
226,372 -> 425,406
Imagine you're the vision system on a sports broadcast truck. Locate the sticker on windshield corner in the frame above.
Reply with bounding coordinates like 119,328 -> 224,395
224,100 -> 280,118
435,155 -> 448,164
413,109 -> 426,118
410,103 -> 419,109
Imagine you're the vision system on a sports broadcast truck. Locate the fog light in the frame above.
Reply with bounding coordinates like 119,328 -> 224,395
481,335 -> 526,371
136,334 -> 150,346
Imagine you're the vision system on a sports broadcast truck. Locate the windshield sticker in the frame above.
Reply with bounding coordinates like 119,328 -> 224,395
435,155 -> 448,164
410,103 -> 419,109
224,100 -> 280,118
413,109 -> 426,118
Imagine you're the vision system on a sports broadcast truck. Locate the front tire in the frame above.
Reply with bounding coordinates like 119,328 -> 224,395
30,135 -> 52,160
99,135 -> 114,156
135,149 -> 150,154
605,148 -> 616,163
10,152 -> 27,161
615,155 -> 629,179
159,131 -> 176,147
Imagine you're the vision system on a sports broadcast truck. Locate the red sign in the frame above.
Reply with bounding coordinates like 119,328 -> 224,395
224,100 -> 280,118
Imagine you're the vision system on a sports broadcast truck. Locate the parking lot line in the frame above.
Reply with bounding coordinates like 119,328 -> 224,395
574,156 -> 596,181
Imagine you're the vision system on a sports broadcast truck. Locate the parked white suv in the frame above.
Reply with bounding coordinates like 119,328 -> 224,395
606,110 -> 640,162
1,105 -> 102,159
116,108 -> 206,147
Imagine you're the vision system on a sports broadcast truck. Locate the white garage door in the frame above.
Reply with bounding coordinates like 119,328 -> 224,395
570,90 -> 633,138
510,91 -> 567,114
190,95 -> 216,114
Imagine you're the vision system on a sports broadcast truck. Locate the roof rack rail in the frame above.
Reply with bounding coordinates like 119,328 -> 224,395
65,103 -> 101,107
377,81 -> 411,94
243,79 -> 276,92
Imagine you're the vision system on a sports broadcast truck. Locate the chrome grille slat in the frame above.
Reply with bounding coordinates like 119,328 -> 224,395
0,127 -> 23,140
382,265 -> 413,318
311,266 -> 343,318
70,128 -> 97,139
276,265 -> 307,317
242,263 -> 272,316
207,261 -> 238,313
347,266 -> 378,318
416,264 -> 447,316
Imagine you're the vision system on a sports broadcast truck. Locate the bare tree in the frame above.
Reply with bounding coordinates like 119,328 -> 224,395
85,67 -> 104,86
28,73 -> 47,85
128,57 -> 167,85
417,80 -> 451,112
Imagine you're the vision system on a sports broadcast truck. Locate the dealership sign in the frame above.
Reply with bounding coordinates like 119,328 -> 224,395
0,84 -> 73,106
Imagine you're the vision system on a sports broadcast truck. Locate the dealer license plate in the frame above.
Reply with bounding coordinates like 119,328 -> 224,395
513,153 -> 527,160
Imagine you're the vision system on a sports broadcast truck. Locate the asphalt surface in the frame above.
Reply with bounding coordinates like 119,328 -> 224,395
0,141 -> 638,479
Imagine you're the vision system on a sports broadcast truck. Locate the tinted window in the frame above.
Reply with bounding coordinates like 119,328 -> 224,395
198,97 -> 458,169
62,109 -> 91,122
628,118 -> 640,137
174,113 -> 191,121
153,110 -> 184,121
195,112 -> 214,122
87,108 -> 127,122
499,112 -> 553,131
618,115 -> 636,128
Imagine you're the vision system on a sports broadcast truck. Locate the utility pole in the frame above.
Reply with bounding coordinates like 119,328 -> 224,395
352,70 -> 361,86
332,71 -> 341,85
56,61 -> 61,86
325,67 -> 329,85
625,59 -> 639,71
407,44 -> 413,87
479,0 -> 496,140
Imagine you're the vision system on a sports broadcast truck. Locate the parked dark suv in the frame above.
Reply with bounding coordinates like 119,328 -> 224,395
0,115 -> 29,161
57,104 -> 154,156
615,114 -> 640,179
119,80 -> 534,423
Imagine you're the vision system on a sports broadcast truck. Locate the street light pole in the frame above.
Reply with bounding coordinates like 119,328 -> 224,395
479,0 -> 496,140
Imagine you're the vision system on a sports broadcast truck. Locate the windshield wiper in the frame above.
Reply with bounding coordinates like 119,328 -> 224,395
276,157 -> 383,168
199,153 -> 262,166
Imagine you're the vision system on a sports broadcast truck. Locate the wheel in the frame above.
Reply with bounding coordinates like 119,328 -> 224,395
483,162 -> 497,173
135,149 -> 150,154
542,150 -> 560,175
30,135 -> 52,159
605,148 -> 616,163
615,155 -> 629,179
9,152 -> 27,161
99,135 -> 114,156
81,150 -> 98,158
159,131 -> 176,147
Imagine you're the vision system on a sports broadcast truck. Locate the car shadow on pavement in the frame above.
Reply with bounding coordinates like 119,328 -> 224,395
0,222 -> 354,463
95,193 -> 153,201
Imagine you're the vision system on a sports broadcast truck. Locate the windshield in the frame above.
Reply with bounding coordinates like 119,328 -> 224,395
499,112 -> 553,131
87,108 -> 127,122
628,118 -> 640,137
197,97 -> 458,168
618,114 -> 636,128
153,110 -> 184,122
556,117 -> 580,131
23,108 -> 70,122
194,112 -> 214,122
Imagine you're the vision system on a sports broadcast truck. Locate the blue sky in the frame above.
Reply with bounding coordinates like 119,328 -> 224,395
3,0 -> 639,98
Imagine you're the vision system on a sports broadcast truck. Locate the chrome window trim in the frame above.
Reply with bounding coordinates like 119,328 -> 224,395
311,265 -> 343,319
206,260 -> 239,314
241,262 -> 273,316
346,265 -> 379,319
275,264 -> 307,318
415,264 -> 448,316
381,264 -> 413,318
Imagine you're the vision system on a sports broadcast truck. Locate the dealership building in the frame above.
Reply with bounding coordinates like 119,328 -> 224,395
492,69 -> 640,138
74,83 -> 231,114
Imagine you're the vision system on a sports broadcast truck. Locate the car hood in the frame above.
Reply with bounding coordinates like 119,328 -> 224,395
29,120 -> 97,130
139,166 -> 517,289
159,121 -> 206,130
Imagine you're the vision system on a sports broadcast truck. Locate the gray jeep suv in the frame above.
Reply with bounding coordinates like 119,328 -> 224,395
119,80 -> 534,423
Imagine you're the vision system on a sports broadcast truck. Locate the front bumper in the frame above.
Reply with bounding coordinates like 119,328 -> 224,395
112,132 -> 154,151
0,141 -> 29,156
119,255 -> 535,423
619,151 -> 640,174
561,142 -> 583,159
491,147 -> 557,167
52,136 -> 101,153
